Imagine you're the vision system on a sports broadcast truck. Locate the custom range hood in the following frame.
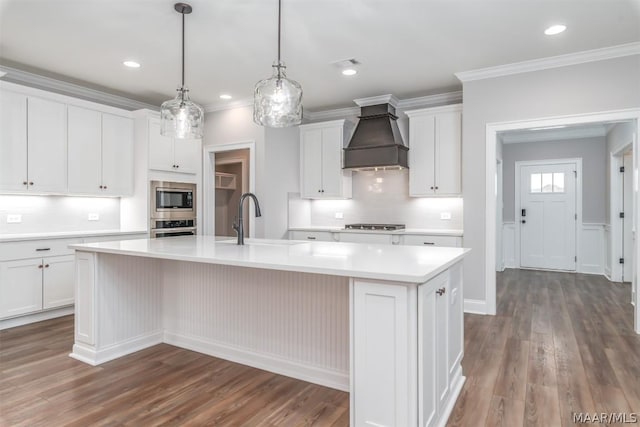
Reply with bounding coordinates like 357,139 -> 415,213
343,95 -> 408,170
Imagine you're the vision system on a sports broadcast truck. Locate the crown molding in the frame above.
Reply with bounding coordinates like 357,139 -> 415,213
397,91 -> 462,109
353,94 -> 399,108
455,42 -> 640,83
204,97 -> 253,113
501,124 -> 607,144
304,106 -> 361,121
0,65 -> 159,111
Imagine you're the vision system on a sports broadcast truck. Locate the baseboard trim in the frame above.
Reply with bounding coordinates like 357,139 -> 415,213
436,368 -> 466,427
69,331 -> 163,365
164,331 -> 349,392
0,306 -> 74,330
464,299 -> 487,315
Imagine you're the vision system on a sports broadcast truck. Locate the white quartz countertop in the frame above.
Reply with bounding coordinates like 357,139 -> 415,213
0,229 -> 148,243
288,226 -> 464,237
70,236 -> 469,284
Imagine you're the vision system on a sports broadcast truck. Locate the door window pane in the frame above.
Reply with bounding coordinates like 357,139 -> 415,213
542,173 -> 553,193
553,172 -> 565,192
530,173 -> 541,193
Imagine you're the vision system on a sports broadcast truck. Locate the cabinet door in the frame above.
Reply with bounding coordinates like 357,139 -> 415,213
148,118 -> 175,172
289,231 -> 333,242
27,97 -> 67,193
434,272 -> 450,412
0,259 -> 43,318
102,114 -> 134,195
300,128 -> 323,198
448,264 -> 463,382
320,126 -> 343,197
409,115 -> 436,196
435,111 -> 461,195
418,283 -> 438,427
68,106 -> 102,194
173,137 -> 200,174
0,90 -> 28,191
43,255 -> 75,309
353,280 -> 414,427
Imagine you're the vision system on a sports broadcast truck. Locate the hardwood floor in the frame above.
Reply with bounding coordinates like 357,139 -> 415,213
1,269 -> 637,426
448,269 -> 639,427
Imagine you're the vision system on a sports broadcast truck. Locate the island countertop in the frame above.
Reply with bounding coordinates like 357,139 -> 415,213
70,236 -> 469,284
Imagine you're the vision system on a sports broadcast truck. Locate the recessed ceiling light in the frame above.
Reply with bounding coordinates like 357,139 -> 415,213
123,60 -> 141,68
219,94 -> 232,100
342,68 -> 358,76
544,24 -> 566,35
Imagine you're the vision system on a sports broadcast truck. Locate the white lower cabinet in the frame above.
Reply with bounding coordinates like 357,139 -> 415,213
339,232 -> 393,245
352,262 -> 464,427
0,258 -> 43,318
43,255 -> 75,309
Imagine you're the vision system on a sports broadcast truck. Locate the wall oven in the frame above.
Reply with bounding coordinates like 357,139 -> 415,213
151,181 -> 196,220
150,219 -> 196,239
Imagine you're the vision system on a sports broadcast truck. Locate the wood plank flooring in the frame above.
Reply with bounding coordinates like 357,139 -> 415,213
448,269 -> 639,427
1,269 -> 637,426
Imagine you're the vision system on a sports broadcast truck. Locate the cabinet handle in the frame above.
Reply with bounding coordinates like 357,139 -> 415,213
436,287 -> 446,296
36,248 -> 51,251
307,236 -> 316,240
423,242 -> 435,245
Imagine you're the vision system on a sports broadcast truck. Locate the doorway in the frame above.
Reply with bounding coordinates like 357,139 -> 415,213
214,149 -> 250,237
516,159 -> 579,271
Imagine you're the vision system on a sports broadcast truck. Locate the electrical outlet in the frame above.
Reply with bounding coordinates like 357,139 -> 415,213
335,212 -> 344,219
440,212 -> 452,220
88,213 -> 100,221
7,214 -> 22,223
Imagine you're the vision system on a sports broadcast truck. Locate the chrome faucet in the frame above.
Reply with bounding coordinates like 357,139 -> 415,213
232,193 -> 262,245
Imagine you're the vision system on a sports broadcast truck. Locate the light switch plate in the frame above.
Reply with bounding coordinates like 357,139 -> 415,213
440,212 -> 452,220
7,214 -> 22,223
88,213 -> 100,221
335,212 -> 344,219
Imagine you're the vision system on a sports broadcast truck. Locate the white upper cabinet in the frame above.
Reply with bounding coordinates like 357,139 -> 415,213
27,97 -> 68,193
101,113 -> 134,195
0,90 -> 28,191
406,105 -> 462,196
0,94 -> 69,193
148,118 -> 200,174
68,107 -> 134,196
299,120 -> 352,199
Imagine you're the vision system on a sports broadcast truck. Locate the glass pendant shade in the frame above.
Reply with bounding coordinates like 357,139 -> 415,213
254,62 -> 303,128
160,88 -> 204,139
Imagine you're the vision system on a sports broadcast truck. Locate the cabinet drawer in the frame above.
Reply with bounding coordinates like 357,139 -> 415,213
289,231 -> 334,242
339,232 -> 392,244
402,235 -> 461,247
0,238 -> 80,261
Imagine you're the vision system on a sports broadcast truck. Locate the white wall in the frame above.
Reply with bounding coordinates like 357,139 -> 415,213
203,106 -> 300,239
302,169 -> 463,230
0,195 -> 121,234
462,54 -> 640,303
502,136 -> 607,222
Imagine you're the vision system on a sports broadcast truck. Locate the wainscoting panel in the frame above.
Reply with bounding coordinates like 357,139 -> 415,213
502,222 -> 516,269
604,225 -> 612,279
579,224 -> 605,275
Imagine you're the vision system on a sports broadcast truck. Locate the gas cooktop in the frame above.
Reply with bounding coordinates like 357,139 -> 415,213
344,223 -> 406,231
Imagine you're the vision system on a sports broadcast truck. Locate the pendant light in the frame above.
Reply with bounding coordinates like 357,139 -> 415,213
160,3 -> 204,139
253,0 -> 303,128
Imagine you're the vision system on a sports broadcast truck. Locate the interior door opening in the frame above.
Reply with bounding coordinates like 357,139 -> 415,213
214,149 -> 250,237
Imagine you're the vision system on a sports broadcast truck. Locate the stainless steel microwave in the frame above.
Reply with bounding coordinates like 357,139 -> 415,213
151,181 -> 196,219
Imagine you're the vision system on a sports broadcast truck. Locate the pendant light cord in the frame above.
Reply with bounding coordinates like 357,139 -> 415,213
276,0 -> 282,79
181,9 -> 185,89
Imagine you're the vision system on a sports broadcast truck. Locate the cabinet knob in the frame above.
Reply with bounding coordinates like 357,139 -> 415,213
176,165 -> 179,169
44,264 -> 50,268
435,186 -> 439,190
38,264 -> 43,269
318,189 -> 321,193
103,185 -> 107,189
23,181 -> 28,185
430,186 -> 434,190
321,189 -> 325,193
29,182 -> 34,186
436,287 -> 446,296
99,185 -> 103,189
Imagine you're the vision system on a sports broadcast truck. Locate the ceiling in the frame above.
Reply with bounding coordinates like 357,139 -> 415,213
1,0 -> 638,112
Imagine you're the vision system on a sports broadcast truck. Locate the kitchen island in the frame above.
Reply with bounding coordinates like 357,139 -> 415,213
70,236 -> 469,427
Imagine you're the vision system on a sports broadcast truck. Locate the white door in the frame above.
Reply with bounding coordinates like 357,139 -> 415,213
102,114 -> 134,195
0,90 -> 28,191
0,259 -> 43,318
623,152 -> 633,281
173,137 -> 200,174
43,255 -> 75,309
148,118 -> 175,171
320,126 -> 342,197
520,162 -> 577,271
300,128 -> 323,197
435,111 -> 462,195
68,106 -> 102,194
27,97 -> 67,193
409,114 -> 436,196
